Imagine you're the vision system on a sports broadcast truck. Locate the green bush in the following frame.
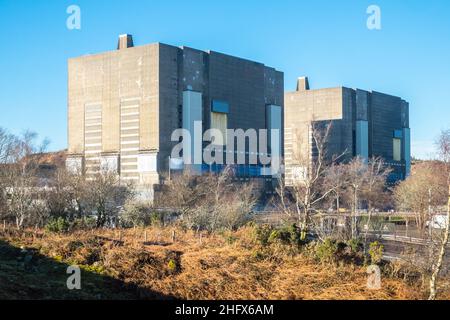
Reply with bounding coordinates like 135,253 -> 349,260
268,230 -> 282,243
369,241 -> 384,264
150,211 -> 165,227
346,238 -> 363,253
254,224 -> 273,246
45,217 -> 70,233
254,224 -> 303,247
268,230 -> 288,245
121,201 -> 153,227
167,259 -> 176,271
286,224 -> 302,245
315,238 -> 338,264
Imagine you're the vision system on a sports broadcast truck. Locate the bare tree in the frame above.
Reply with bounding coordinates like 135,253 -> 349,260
160,166 -> 256,232
342,156 -> 367,239
395,161 -> 447,234
44,168 -> 78,220
65,168 -> 88,219
277,121 -> 343,240
323,163 -> 348,212
429,129 -> 450,300
0,128 -> 18,218
3,166 -> 37,229
159,171 -> 211,221
0,130 -> 49,228
361,157 -> 391,249
206,168 -> 256,231
362,157 -> 392,213
0,128 -> 18,164
86,171 -> 134,228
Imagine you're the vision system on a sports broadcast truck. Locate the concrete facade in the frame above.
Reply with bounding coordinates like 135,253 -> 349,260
67,35 -> 283,192
284,77 -> 410,185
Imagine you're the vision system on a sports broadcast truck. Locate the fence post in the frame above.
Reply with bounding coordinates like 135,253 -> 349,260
144,230 -> 147,243
3,220 -> 5,231
171,230 -> 176,243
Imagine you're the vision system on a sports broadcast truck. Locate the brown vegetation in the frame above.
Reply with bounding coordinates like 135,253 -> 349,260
1,125 -> 450,300
0,225 -> 437,300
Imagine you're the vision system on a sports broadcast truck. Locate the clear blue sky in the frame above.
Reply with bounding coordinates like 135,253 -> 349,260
0,0 -> 449,159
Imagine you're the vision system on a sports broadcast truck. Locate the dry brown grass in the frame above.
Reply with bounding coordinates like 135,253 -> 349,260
0,226 -> 437,300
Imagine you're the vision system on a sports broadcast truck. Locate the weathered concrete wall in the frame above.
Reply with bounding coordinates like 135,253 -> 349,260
68,43 -> 159,156
370,91 -> 403,160
68,38 -> 284,186
284,86 -> 344,185
284,79 -> 410,185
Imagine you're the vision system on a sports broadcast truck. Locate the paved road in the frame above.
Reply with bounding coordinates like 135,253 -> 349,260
368,234 -> 450,274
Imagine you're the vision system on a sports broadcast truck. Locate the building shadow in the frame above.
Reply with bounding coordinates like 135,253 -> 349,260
0,239 -> 176,300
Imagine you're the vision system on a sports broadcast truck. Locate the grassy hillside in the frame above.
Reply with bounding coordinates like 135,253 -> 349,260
0,226 -> 441,300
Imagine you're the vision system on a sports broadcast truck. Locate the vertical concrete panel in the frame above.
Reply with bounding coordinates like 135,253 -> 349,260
356,120 -> 369,160
266,105 -> 282,152
403,128 -> 411,177
102,52 -> 119,152
140,44 -> 159,151
158,44 -> 180,171
356,89 -> 369,121
67,58 -> 84,154
183,90 -> 202,163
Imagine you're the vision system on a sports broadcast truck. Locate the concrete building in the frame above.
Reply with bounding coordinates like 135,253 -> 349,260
67,35 -> 283,195
284,77 -> 410,185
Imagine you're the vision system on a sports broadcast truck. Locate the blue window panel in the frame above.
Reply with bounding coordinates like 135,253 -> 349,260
393,130 -> 403,139
211,100 -> 229,114
200,164 -> 267,177
249,166 -> 259,177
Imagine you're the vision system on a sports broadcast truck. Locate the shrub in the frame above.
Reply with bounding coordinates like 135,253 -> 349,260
286,224 -> 302,245
226,234 -> 237,245
150,211 -> 165,227
369,241 -> 384,264
45,217 -> 70,233
120,201 -> 153,227
254,224 -> 303,247
268,229 -> 289,245
167,259 -> 177,271
315,239 -> 338,264
161,169 -> 256,232
71,217 -> 97,230
253,224 -> 273,246
267,230 -> 280,243
346,238 -> 363,253
81,263 -> 106,275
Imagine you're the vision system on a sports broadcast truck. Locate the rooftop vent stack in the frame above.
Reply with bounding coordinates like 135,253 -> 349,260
117,34 -> 134,50
297,76 -> 310,91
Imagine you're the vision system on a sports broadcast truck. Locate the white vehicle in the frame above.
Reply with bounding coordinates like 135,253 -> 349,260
426,215 -> 449,229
